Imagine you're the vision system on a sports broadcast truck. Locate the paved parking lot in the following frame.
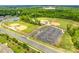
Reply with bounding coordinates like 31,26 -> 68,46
30,26 -> 64,45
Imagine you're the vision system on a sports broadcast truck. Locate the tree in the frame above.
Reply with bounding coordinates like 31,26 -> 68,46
12,38 -> 18,43
66,24 -> 76,36
59,32 -> 76,52
6,35 -> 9,40
72,28 -> 79,49
22,43 -> 29,51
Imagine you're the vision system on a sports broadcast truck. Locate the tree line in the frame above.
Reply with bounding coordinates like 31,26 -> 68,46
59,24 -> 79,52
0,7 -> 79,22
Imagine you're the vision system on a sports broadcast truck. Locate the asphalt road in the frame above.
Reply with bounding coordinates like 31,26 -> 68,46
0,27 -> 61,53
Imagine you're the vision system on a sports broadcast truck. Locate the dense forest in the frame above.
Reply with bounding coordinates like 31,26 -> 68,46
0,6 -> 79,22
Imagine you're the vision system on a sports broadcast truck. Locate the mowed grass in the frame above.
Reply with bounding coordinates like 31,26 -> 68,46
29,37 -> 70,52
5,20 -> 40,34
37,17 -> 79,29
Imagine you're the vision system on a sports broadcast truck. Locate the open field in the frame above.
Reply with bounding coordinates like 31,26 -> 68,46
37,17 -> 79,29
4,20 -> 40,35
5,17 -> 79,35
2,17 -> 79,52
8,23 -> 27,31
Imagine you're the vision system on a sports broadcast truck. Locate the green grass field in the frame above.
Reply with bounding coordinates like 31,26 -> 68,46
5,20 -> 41,35
5,17 -> 79,34
29,37 -> 71,52
37,17 -> 79,29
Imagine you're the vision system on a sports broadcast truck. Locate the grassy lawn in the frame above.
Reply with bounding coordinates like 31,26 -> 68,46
4,20 -> 41,35
29,37 -> 72,52
0,33 -> 41,53
57,32 -> 76,52
5,17 -> 79,34
37,17 -> 79,29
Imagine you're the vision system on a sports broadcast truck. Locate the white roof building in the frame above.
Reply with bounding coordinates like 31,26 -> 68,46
43,7 -> 56,10
40,20 -> 50,25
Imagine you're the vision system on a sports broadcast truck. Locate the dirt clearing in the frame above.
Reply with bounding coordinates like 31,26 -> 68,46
8,23 -> 27,31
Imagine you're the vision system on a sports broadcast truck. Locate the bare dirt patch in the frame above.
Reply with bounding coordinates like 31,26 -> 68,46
50,20 -> 60,26
8,23 -> 27,31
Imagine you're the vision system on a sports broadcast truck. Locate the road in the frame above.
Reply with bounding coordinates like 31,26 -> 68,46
0,19 -> 63,53
0,27 -> 62,53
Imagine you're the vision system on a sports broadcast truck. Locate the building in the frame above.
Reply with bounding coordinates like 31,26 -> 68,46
40,20 -> 50,25
43,7 -> 56,10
